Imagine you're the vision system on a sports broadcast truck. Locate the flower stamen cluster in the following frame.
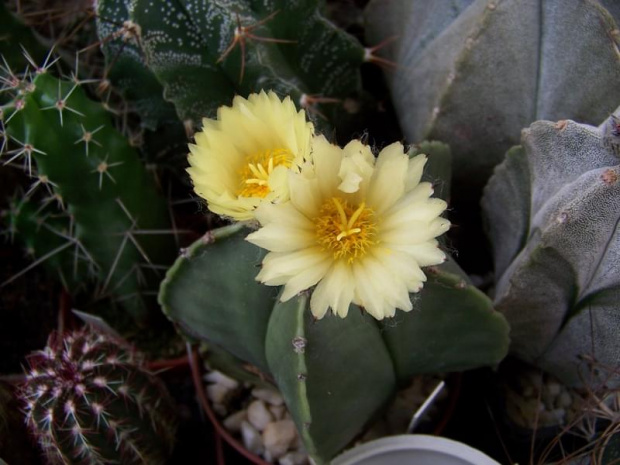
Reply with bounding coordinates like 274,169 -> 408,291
316,198 -> 376,262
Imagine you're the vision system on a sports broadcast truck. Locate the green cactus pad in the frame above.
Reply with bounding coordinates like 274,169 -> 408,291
96,0 -> 364,125
158,223 -> 277,372
159,222 -> 510,460
265,293 -> 396,464
381,258 -> 509,382
3,73 -> 174,323
365,0 -> 620,192
483,112 -> 620,386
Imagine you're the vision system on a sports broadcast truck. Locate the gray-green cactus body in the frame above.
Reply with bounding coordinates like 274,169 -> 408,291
21,329 -> 177,464
364,0 -> 620,194
159,141 -> 509,463
96,0 -> 365,128
2,73 -> 174,323
482,110 -> 620,387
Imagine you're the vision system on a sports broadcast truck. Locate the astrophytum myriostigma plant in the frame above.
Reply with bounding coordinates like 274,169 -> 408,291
482,109 -> 620,387
365,0 -> 620,194
160,94 -> 510,464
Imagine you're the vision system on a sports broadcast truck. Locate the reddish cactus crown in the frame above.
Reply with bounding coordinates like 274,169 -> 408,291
21,329 -> 177,465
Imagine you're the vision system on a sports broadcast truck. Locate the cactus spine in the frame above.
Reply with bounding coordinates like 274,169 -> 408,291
21,329 -> 177,464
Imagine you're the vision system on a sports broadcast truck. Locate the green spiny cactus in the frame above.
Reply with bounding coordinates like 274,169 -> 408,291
364,0 -> 620,195
95,0 -> 370,129
482,109 -> 620,388
5,196 -> 93,293
2,72 -> 175,323
21,328 -> 177,464
159,141 -> 509,463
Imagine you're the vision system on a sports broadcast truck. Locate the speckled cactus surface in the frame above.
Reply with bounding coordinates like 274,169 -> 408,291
482,109 -> 620,387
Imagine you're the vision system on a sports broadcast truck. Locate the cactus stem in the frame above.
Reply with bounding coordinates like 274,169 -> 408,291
217,10 -> 296,83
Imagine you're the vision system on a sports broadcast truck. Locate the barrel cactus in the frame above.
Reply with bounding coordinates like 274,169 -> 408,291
482,109 -> 620,388
364,0 -> 620,194
21,328 -> 177,464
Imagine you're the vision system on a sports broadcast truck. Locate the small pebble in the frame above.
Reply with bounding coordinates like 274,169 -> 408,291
204,370 -> 239,390
223,410 -> 247,433
206,384 -> 230,405
269,404 -> 286,420
263,420 -> 298,459
279,451 -> 309,465
252,387 -> 284,406
556,391 -> 573,409
248,400 -> 273,431
241,421 -> 264,455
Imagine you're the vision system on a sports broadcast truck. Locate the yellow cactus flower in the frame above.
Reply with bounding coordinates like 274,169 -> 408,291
246,135 -> 450,320
187,91 -> 314,221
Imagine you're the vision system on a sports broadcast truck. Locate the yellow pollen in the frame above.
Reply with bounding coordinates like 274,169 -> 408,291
316,197 -> 376,263
238,148 -> 294,198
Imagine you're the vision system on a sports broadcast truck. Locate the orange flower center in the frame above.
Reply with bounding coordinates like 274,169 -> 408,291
238,148 -> 294,198
315,197 -> 376,262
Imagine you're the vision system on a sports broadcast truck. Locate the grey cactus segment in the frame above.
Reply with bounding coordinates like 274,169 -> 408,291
265,293 -> 396,464
483,110 -> 620,387
21,329 -> 177,465
482,146 -> 531,279
364,0 -> 620,191
95,0 -> 365,125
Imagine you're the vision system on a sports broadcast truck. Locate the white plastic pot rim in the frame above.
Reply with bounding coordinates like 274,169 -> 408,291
331,434 -> 500,465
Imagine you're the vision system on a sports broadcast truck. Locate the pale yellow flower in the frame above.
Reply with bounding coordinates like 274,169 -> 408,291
187,91 -> 314,221
246,135 -> 450,320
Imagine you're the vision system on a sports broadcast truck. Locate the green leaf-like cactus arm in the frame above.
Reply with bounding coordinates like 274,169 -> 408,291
380,258 -> 510,382
265,293 -> 396,464
158,224 -> 278,373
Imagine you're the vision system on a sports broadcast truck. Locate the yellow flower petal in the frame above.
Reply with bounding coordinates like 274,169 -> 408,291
249,136 -> 449,320
187,91 -> 314,220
